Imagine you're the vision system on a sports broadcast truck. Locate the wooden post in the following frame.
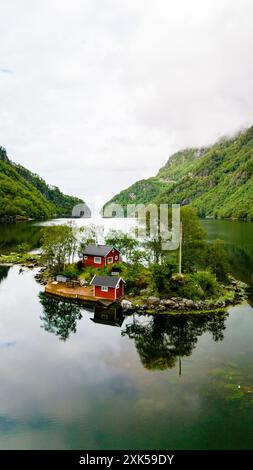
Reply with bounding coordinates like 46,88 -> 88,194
179,222 -> 183,275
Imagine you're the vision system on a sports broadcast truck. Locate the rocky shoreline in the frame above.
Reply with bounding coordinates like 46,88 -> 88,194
0,215 -> 32,223
121,278 -> 248,314
2,261 -> 248,315
0,253 -> 41,269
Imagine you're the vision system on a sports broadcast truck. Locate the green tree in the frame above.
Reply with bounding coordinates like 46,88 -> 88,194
105,230 -> 139,262
206,239 -> 230,282
41,224 -> 77,274
128,249 -> 150,265
180,207 -> 207,272
78,224 -> 97,257
144,235 -> 163,264
150,260 -> 175,294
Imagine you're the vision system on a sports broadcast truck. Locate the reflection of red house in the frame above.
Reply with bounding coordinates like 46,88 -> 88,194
83,245 -> 121,268
90,275 -> 125,301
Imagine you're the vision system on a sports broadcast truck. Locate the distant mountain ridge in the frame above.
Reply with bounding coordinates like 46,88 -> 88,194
103,126 -> 253,220
0,146 -> 87,221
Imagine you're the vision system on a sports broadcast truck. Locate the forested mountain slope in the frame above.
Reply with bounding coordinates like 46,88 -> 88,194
0,146 -> 86,220
103,126 -> 253,220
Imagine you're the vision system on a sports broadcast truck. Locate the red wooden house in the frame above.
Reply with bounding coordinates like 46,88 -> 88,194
90,275 -> 125,301
82,245 -> 121,268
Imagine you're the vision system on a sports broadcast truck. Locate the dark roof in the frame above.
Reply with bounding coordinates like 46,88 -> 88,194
83,244 -> 117,256
90,275 -> 123,288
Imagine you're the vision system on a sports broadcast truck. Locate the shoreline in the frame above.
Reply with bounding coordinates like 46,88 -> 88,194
37,267 -> 249,315
1,216 -> 253,225
120,277 -> 248,315
0,255 -> 249,316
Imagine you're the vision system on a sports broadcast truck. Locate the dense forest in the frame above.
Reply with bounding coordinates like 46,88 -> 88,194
103,126 -> 253,220
0,146 -> 86,220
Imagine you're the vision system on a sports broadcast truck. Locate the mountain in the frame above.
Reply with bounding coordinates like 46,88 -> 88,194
103,126 -> 253,220
0,146 -> 87,221
103,177 -> 168,213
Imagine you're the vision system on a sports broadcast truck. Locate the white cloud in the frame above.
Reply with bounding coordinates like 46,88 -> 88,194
0,0 -> 252,208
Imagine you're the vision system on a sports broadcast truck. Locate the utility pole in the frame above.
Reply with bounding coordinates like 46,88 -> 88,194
179,222 -> 183,275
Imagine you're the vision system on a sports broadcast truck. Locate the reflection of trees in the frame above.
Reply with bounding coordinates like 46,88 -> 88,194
0,222 -> 43,254
227,244 -> 253,288
226,245 -> 253,306
39,293 -> 83,341
122,313 -> 228,372
0,266 -> 10,285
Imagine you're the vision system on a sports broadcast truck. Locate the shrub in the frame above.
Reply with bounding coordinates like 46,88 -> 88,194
165,271 -> 221,300
62,264 -> 80,280
150,261 -> 176,295
191,271 -> 220,298
16,243 -> 32,253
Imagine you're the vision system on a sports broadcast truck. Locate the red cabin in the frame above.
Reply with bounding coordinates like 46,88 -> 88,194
83,245 -> 121,268
90,275 -> 125,301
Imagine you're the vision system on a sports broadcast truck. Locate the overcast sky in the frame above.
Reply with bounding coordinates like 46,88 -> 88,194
0,0 -> 252,211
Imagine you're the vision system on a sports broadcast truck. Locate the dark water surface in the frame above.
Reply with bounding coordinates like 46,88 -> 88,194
202,219 -> 253,288
0,219 -> 252,449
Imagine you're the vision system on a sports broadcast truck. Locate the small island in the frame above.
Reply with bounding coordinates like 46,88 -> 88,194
1,207 -> 248,315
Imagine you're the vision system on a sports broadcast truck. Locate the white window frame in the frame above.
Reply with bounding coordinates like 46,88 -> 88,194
107,257 -> 113,264
115,255 -> 118,260
83,255 -> 88,260
94,256 -> 102,264
101,286 -> 109,292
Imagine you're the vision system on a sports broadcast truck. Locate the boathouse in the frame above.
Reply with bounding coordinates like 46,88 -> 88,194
90,275 -> 124,300
83,245 -> 121,268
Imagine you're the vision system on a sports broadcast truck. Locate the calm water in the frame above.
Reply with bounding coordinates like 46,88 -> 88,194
0,219 -> 253,449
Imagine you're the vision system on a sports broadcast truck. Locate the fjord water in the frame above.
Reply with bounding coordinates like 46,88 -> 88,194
0,219 -> 253,450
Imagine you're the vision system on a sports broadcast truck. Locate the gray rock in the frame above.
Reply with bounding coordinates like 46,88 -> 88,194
184,299 -> 196,308
160,299 -> 176,307
147,296 -> 160,306
158,305 -> 166,311
121,300 -> 133,310
140,289 -> 150,295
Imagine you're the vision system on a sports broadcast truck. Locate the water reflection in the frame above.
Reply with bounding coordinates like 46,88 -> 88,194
91,306 -> 125,327
39,293 -> 83,341
39,294 -> 126,340
0,221 -> 44,254
39,291 -> 228,374
202,220 -> 253,288
122,313 -> 228,373
0,265 -> 10,284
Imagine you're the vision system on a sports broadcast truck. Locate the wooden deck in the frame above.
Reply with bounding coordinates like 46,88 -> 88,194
45,282 -> 103,303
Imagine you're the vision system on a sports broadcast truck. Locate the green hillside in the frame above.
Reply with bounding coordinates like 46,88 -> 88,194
103,126 -> 253,220
103,177 -> 167,215
0,146 -> 85,220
